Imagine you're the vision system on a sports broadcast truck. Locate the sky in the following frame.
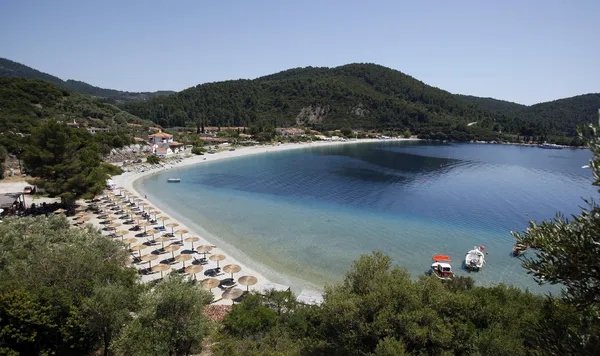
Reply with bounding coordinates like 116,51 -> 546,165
1,0 -> 598,105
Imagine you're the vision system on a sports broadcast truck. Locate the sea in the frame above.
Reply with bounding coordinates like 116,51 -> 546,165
136,141 -> 596,294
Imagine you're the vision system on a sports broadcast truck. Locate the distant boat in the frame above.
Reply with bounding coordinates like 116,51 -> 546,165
464,246 -> 485,271
430,255 -> 454,280
540,142 -> 563,149
167,178 -> 181,183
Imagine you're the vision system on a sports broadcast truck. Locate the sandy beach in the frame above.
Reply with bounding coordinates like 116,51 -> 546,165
1,138 -> 414,304
113,139 -> 415,293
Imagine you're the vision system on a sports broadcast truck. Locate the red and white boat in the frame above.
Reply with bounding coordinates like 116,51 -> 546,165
431,255 -> 454,280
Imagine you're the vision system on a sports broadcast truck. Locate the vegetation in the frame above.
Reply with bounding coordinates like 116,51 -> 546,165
0,217 -> 213,356
145,154 -> 161,164
0,146 -> 6,179
191,146 -> 206,155
0,216 -> 139,355
111,276 -> 213,356
120,64 -> 600,144
212,125 -> 600,355
0,58 -> 174,103
23,119 -> 122,204
215,252 -> 545,355
0,77 -> 151,157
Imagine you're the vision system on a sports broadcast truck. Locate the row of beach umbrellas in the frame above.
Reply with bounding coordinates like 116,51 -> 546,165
67,187 -> 259,302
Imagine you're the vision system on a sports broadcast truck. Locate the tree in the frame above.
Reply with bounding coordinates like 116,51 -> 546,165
340,127 -> 352,137
82,284 -> 141,356
0,216 -> 139,355
146,154 -> 160,164
23,119 -> 120,205
0,145 -> 7,179
511,124 -> 600,353
512,124 -> 600,309
0,290 -> 55,356
112,276 -> 213,356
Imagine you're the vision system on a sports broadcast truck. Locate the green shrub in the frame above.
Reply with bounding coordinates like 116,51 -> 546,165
191,147 -> 206,155
146,155 -> 160,164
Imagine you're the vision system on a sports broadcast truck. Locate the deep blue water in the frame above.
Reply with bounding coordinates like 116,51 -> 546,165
137,142 -> 595,293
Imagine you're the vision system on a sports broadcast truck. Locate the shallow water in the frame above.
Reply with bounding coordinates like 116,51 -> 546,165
137,142 -> 595,293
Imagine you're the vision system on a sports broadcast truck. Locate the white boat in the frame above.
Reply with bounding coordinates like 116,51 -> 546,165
464,246 -> 485,271
167,178 -> 181,183
540,142 -> 563,149
430,255 -> 453,280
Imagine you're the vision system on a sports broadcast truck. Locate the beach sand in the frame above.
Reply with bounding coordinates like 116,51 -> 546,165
1,138 -> 415,304
113,139 -> 416,298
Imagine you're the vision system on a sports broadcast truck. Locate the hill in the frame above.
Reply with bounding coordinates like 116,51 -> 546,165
120,63 -> 600,140
0,77 -> 152,136
0,58 -> 175,103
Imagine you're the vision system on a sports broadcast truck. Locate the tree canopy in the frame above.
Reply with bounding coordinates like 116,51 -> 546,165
0,58 -> 174,104
23,119 -> 121,204
120,64 -> 600,142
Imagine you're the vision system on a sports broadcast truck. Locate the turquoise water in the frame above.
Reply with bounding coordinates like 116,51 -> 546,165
136,141 -> 595,293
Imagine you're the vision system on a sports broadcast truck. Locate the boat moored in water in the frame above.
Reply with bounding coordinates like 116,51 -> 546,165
167,178 -> 181,183
430,255 -> 454,280
540,142 -> 563,149
464,246 -> 485,271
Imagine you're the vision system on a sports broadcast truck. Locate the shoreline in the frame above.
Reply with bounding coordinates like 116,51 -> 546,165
113,138 -> 418,292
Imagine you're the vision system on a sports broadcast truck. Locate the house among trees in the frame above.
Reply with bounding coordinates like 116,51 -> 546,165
148,132 -> 185,157
86,127 -> 110,134
203,126 -> 220,134
148,132 -> 173,144
277,127 -> 305,137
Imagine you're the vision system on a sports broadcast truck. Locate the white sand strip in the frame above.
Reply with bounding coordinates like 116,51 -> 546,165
110,138 -> 416,301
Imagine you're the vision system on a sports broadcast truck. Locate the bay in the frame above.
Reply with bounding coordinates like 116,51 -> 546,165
136,141 -> 595,293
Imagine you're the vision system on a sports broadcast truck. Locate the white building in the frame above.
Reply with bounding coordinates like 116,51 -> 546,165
148,132 -> 173,144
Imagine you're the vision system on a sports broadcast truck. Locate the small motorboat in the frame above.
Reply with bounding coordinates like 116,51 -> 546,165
430,255 -> 453,280
167,178 -> 181,183
539,142 -> 563,149
464,246 -> 485,271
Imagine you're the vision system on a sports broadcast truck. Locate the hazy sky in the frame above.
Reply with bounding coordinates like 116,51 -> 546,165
1,0 -> 598,105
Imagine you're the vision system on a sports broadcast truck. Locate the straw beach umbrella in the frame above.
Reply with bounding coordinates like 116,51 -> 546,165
155,235 -> 172,249
201,278 -> 220,291
130,244 -> 149,257
166,222 -> 179,235
138,221 -> 152,234
140,254 -> 159,268
222,288 -> 244,304
163,244 -> 180,260
152,264 -> 171,279
145,229 -> 160,240
173,229 -> 188,242
174,254 -> 192,268
107,223 -> 121,231
223,264 -> 241,280
123,237 -> 137,247
196,245 -> 213,259
184,265 -> 203,280
115,230 -> 129,239
209,254 -> 226,268
238,275 -> 258,291
184,236 -> 200,250
157,216 -> 170,227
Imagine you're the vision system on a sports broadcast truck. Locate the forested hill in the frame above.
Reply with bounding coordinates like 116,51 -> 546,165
0,58 -> 175,103
0,77 -> 150,136
457,93 -> 600,136
120,63 -> 600,138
